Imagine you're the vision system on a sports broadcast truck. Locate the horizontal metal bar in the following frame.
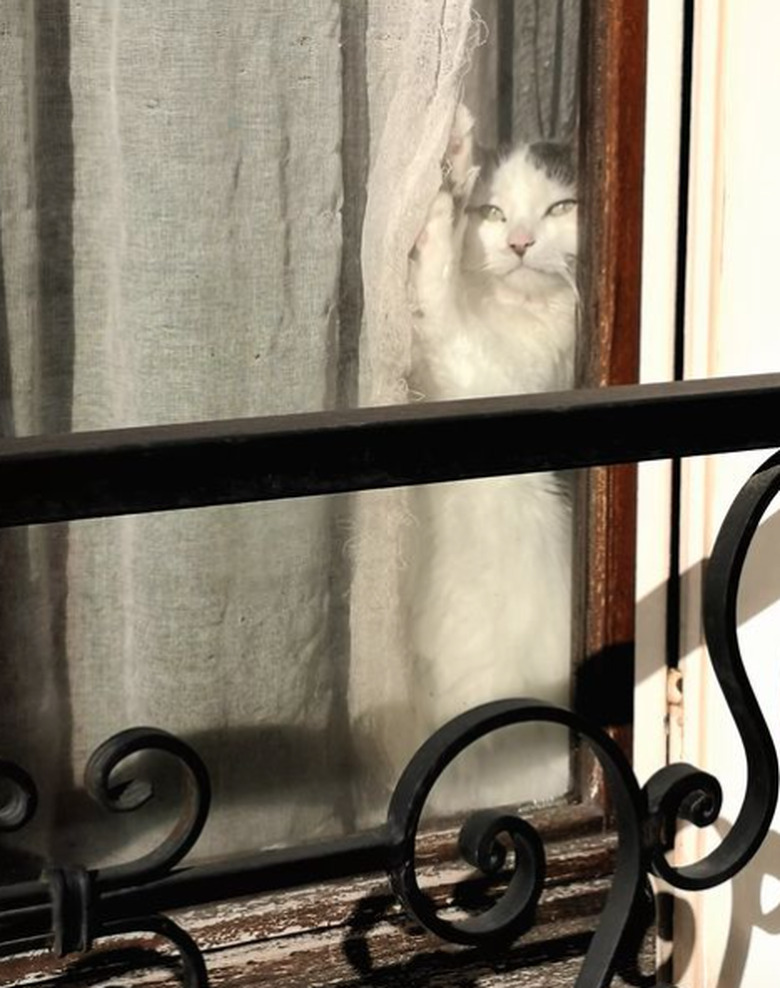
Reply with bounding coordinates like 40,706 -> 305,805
0,828 -> 394,944
103,826 -> 394,919
1,374 -> 779,528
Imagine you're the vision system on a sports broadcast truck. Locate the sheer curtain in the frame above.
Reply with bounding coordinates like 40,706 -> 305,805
0,1 -> 579,874
0,0 -> 481,870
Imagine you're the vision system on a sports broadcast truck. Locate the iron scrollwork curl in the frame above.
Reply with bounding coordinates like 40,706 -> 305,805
644,451 -> 780,891
0,759 -> 37,833
53,727 -> 213,985
101,915 -> 209,988
386,698 -> 649,988
86,725 -> 211,890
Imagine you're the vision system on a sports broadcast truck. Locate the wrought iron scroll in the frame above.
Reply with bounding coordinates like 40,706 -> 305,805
644,452 -> 780,891
0,761 -> 37,833
0,729 -> 211,987
1,451 -> 780,987
386,699 -> 647,987
85,727 -> 212,890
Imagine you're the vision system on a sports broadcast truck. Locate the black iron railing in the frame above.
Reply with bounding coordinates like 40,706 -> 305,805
1,373 -> 780,987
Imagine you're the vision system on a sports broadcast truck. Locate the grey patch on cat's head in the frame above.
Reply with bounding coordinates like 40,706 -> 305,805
527,142 -> 577,186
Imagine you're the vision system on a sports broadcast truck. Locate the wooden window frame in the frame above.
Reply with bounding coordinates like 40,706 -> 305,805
575,0 -> 647,804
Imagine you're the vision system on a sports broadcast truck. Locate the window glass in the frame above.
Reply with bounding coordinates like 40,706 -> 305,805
0,0 -> 585,875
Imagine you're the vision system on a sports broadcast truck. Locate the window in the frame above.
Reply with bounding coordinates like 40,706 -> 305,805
0,2 -> 657,986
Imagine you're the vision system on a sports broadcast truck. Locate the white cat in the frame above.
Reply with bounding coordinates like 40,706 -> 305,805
406,107 -> 578,816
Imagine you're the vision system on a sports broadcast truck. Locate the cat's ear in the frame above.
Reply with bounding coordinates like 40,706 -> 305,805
443,104 -> 479,202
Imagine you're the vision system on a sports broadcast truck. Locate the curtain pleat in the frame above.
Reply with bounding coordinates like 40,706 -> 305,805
0,0 -> 480,869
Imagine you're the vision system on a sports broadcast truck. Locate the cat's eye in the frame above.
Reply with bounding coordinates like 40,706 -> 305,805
545,198 -> 578,217
477,204 -> 506,223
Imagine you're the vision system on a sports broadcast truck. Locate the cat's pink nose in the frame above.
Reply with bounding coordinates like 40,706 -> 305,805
509,230 -> 535,257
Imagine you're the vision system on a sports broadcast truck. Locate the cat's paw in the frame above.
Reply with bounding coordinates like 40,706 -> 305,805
443,104 -> 478,199
414,189 -> 454,251
410,189 -> 455,261
409,190 -> 455,314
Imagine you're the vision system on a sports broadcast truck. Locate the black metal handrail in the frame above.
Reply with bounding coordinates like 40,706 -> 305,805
1,373 -> 780,987
0,373 -> 779,527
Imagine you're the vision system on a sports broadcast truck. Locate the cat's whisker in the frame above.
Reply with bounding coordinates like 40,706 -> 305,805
560,266 -> 581,307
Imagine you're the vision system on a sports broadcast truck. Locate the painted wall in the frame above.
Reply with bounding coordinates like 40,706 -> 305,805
637,2 -> 780,984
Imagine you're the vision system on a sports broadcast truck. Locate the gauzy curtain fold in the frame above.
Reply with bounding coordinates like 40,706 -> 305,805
347,0 -> 580,826
349,3 -> 481,825
0,0 -> 479,871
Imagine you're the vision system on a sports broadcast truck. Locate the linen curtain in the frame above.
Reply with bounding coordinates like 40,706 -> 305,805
0,0 -> 579,873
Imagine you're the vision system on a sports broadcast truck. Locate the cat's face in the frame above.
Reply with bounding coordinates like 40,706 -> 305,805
463,144 -> 578,288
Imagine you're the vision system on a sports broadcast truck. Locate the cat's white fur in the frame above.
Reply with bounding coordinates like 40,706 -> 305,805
406,107 -> 577,815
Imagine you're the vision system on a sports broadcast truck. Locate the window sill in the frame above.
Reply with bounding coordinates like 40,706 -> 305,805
0,804 -> 655,987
